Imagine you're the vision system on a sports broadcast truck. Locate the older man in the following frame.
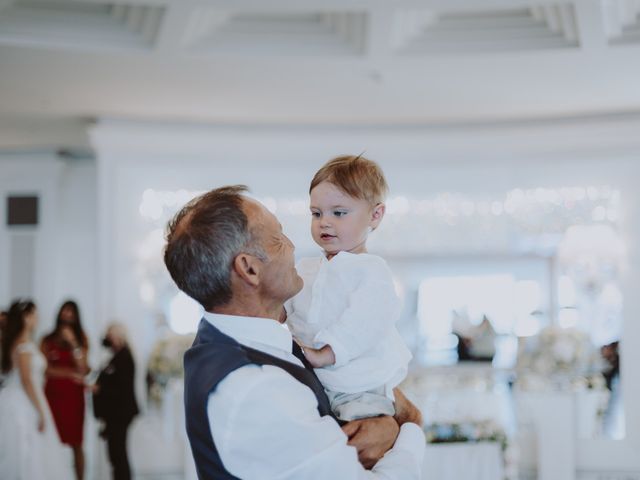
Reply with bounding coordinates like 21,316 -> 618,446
164,185 -> 424,480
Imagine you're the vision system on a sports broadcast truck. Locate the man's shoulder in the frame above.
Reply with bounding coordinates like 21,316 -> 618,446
208,362 -> 318,412
184,339 -> 251,385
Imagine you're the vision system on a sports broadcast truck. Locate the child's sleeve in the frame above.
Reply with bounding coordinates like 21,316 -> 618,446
313,257 -> 400,368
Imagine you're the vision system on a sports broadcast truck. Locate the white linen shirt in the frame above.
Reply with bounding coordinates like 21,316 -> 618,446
285,252 -> 412,394
204,311 -> 425,480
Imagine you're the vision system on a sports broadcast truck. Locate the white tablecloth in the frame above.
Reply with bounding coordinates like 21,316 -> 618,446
423,442 -> 504,480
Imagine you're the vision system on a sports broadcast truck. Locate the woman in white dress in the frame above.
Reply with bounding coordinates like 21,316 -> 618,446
0,300 -> 73,479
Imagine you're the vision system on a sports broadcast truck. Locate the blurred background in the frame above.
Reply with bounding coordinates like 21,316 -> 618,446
1,0 -> 640,479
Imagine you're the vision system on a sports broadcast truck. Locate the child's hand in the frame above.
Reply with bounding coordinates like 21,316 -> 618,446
300,343 -> 336,368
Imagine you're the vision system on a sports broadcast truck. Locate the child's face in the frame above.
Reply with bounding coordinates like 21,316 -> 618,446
309,181 -> 383,257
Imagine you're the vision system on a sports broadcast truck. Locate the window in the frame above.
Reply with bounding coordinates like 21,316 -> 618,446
416,259 -> 549,365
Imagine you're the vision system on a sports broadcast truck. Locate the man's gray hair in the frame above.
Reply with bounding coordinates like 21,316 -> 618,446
163,185 -> 267,311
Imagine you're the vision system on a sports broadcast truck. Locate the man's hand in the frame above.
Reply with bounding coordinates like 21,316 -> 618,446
342,416 -> 399,469
393,388 -> 423,426
301,343 -> 336,368
69,371 -> 86,385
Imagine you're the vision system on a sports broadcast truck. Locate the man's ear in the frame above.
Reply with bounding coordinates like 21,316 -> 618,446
370,203 -> 386,230
233,253 -> 262,287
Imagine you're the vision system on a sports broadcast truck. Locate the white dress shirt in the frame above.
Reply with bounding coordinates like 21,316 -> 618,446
204,311 -> 425,480
285,252 -> 412,394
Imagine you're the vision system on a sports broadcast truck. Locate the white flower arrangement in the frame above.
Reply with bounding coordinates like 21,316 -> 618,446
147,333 -> 195,405
516,326 -> 605,390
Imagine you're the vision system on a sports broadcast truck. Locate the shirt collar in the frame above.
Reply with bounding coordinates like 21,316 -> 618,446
319,250 -> 354,262
203,311 -> 293,354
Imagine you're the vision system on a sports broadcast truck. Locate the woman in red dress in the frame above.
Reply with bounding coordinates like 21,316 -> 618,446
41,300 -> 90,480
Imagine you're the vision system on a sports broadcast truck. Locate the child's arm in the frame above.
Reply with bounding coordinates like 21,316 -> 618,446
313,257 -> 400,368
300,344 -> 336,368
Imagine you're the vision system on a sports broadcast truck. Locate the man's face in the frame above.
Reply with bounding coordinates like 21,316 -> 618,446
244,199 -> 303,304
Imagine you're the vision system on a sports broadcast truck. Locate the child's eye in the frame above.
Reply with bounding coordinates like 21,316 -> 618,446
333,211 -> 347,217
311,211 -> 320,218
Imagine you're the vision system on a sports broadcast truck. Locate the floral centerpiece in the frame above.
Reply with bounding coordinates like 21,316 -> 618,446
516,326 -> 605,390
147,333 -> 195,405
424,419 -> 508,451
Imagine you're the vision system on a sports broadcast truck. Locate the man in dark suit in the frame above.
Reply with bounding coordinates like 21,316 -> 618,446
93,323 -> 139,480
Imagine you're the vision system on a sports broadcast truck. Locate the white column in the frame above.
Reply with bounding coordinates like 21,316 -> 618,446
518,392 -> 576,480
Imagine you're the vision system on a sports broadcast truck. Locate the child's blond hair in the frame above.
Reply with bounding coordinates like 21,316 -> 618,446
309,155 -> 388,205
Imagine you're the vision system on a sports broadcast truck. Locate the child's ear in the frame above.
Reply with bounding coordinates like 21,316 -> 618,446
370,203 -> 386,230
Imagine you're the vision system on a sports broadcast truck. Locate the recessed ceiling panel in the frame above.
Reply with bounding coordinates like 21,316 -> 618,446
0,0 -> 165,51
393,5 -> 579,55
183,10 -> 367,56
604,0 -> 640,45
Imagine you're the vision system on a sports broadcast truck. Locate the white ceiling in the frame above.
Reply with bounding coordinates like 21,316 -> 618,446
1,0 -> 640,150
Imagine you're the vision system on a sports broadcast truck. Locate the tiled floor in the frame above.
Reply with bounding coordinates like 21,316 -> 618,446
138,474 -> 183,480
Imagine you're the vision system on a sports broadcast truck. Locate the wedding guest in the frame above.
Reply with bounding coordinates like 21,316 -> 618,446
601,341 -> 619,390
41,300 -> 90,480
454,333 -> 473,361
92,323 -> 139,480
0,309 -> 8,352
0,300 -> 73,478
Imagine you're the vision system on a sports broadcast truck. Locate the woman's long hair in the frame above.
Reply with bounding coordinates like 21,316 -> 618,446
44,300 -> 88,348
1,300 -> 36,373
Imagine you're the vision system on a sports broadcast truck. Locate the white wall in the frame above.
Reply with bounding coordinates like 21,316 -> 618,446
54,160 -> 98,342
0,154 -> 97,339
